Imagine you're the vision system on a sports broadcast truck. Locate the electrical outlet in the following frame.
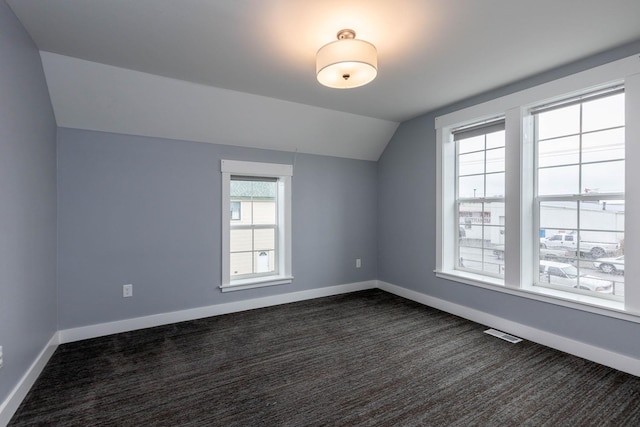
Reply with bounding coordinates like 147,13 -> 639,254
356,258 -> 361,268
0,346 -> 3,369
123,284 -> 133,298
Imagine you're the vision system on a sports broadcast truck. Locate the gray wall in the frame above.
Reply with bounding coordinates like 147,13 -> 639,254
0,1 -> 57,405
57,128 -> 377,329
377,40 -> 640,359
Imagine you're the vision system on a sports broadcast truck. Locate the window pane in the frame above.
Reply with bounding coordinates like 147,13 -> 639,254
484,224 -> 505,276
230,201 -> 251,225
482,247 -> 504,276
485,147 -> 505,173
253,228 -> 275,251
538,257 -> 616,296
590,253 -> 625,297
538,135 -> 579,168
458,222 -> 482,242
458,135 -> 485,154
486,130 -> 505,149
230,180 -> 277,225
582,128 -> 624,163
579,200 -> 624,232
254,250 -> 275,274
537,104 -> 580,140
483,225 -> 505,248
230,229 -> 252,252
538,165 -> 579,195
541,232 -> 578,254
458,203 -> 504,277
459,241 -> 504,276
458,151 -> 485,176
578,230 -> 623,258
458,175 -> 484,198
582,160 -> 624,194
576,275 -> 615,296
582,93 -> 625,132
459,203 -> 484,229
230,252 -> 253,276
539,243 -> 574,264
485,172 -> 504,198
539,201 -> 577,231
458,221 -> 482,265
253,199 -> 277,225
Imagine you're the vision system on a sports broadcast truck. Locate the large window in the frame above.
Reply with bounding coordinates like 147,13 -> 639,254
221,160 -> 293,292
435,54 -> 640,319
534,88 -> 625,300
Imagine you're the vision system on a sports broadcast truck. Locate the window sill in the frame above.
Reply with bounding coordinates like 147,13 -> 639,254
220,275 -> 294,293
435,269 -> 639,323
435,269 -> 505,289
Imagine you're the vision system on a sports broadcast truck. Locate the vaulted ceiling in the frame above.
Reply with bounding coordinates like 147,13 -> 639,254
8,0 -> 640,160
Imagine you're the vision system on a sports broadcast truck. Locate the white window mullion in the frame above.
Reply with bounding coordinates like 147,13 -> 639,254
624,72 -> 640,313
436,126 -> 456,272
504,107 -> 532,289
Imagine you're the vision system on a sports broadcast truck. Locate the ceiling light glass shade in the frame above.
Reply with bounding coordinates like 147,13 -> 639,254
316,33 -> 377,89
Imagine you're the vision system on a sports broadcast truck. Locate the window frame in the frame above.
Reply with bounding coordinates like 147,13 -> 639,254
435,54 -> 640,321
221,159 -> 293,292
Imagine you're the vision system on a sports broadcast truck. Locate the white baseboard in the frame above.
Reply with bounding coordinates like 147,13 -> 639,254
376,280 -> 640,377
0,333 -> 59,427
58,280 -> 376,344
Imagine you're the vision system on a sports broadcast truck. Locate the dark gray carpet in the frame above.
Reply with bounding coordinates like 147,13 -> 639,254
9,290 -> 640,426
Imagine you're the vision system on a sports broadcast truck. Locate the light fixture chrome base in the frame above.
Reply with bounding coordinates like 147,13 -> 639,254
336,29 -> 356,40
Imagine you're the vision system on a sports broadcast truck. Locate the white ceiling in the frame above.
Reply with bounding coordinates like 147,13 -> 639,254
8,0 -> 640,160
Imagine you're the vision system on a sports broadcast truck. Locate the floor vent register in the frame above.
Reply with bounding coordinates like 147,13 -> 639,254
484,328 -> 523,343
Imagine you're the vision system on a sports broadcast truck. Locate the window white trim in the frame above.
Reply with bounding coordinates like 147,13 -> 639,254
624,71 -> 640,312
220,160 -> 293,291
436,54 -> 640,318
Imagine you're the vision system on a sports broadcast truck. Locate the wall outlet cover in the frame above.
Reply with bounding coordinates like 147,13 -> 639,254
123,284 -> 133,298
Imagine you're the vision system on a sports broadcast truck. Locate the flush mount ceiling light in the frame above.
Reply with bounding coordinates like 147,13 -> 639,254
316,29 -> 377,89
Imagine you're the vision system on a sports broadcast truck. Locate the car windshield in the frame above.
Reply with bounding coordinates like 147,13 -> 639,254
563,265 -> 579,278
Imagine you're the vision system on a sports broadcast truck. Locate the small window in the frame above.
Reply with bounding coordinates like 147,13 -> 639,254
221,160 -> 293,292
229,177 -> 278,278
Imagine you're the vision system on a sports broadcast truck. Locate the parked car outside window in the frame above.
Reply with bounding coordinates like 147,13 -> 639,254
593,256 -> 625,274
538,260 -> 613,294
